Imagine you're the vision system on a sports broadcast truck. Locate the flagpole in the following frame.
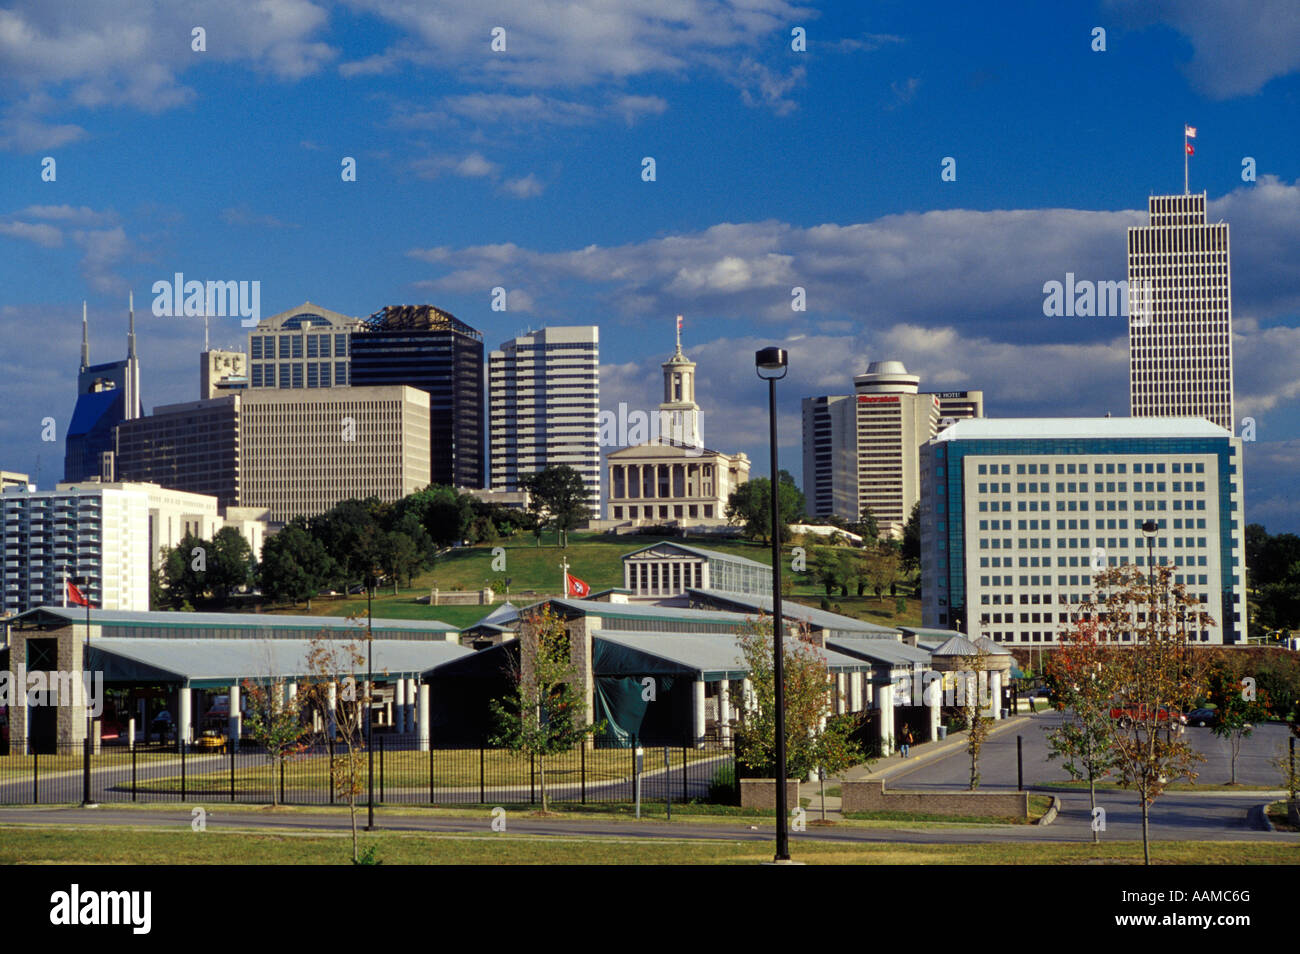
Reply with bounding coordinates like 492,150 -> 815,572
561,558 -> 568,598
1184,127 -> 1189,195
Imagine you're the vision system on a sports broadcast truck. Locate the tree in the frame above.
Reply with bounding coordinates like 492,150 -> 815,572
523,466 -> 592,548
242,668 -> 310,807
489,606 -> 602,812
376,530 -> 419,595
1207,662 -> 1271,785
809,548 -> 848,596
258,525 -> 335,610
156,532 -> 210,608
725,474 -> 803,545
901,502 -> 921,573
209,526 -> 254,600
303,631 -> 370,863
309,498 -> 388,584
962,648 -> 994,790
860,545 -> 902,602
1076,564 -> 1209,865
1044,618 -> 1120,840
732,616 -> 866,783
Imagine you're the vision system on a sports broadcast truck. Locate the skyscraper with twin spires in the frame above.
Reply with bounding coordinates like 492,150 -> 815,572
63,296 -> 142,482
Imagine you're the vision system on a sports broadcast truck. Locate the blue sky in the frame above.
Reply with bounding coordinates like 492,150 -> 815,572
2,0 -> 1299,529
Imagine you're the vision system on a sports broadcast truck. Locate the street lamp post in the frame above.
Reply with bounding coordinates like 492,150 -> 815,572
74,574 -> 96,808
755,346 -> 790,863
365,574 -> 375,831
1142,520 -> 1158,636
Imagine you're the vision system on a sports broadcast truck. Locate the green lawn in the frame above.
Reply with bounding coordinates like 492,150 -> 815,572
1,824 -> 1295,865
260,533 -> 923,628
131,747 -> 726,796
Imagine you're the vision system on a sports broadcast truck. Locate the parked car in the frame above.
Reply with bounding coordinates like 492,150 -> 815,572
1110,704 -> 1187,728
1186,707 -> 1219,727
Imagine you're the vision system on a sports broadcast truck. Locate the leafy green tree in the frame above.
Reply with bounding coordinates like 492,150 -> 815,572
523,466 -> 592,548
157,532 -> 210,608
733,616 -> 866,783
725,473 -> 804,545
376,530 -> 419,595
258,525 -> 335,610
209,526 -> 254,600
489,606 -> 603,812
901,502 -> 921,573
308,498 -> 388,584
860,545 -> 902,602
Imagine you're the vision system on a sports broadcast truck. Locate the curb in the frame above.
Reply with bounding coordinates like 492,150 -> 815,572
1036,796 -> 1060,826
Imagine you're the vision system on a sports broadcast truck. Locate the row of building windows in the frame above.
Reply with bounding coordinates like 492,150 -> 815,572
250,362 -> 350,388
250,334 -> 351,360
978,461 -> 1207,476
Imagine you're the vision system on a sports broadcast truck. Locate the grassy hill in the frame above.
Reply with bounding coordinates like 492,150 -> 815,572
263,531 -> 923,630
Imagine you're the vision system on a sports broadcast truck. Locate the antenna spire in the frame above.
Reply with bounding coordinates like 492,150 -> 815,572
80,301 -> 89,370
127,290 -> 137,359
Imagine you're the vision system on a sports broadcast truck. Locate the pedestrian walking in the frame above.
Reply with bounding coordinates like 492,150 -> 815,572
900,725 -> 913,758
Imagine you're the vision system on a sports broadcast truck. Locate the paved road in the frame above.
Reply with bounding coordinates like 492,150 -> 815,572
882,711 -> 1296,843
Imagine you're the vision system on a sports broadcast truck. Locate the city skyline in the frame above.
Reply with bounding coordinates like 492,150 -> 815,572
2,2 -> 1299,530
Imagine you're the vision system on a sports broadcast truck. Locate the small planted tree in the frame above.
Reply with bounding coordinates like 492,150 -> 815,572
1082,564 -> 1209,865
1207,664 -> 1271,785
242,673 -> 310,807
1044,618 -> 1119,840
962,648 -> 993,791
733,615 -> 865,785
304,631 -> 370,863
489,606 -> 601,813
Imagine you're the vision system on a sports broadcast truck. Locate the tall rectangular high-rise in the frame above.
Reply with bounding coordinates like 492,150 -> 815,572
489,327 -> 600,510
349,305 -> 485,488
1128,192 -> 1234,429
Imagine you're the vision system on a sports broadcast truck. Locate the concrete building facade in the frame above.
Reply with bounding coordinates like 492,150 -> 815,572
247,301 -> 362,391
919,417 -> 1247,645
1128,192 -> 1234,430
489,326 -> 600,510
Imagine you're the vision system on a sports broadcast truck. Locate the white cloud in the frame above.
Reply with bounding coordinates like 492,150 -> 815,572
0,220 -> 62,248
501,173 -> 544,198
220,204 -> 300,229
1105,0 -> 1300,99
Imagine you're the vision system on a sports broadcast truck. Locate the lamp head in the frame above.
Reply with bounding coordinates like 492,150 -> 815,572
755,347 -> 788,380
1141,520 -> 1158,536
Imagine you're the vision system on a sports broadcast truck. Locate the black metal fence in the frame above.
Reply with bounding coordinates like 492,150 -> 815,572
0,737 -> 736,807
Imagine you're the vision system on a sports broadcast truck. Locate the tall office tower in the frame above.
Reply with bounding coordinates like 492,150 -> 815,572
64,298 -> 143,482
1128,192 -> 1234,429
935,390 -> 985,429
802,360 -> 942,536
116,395 -> 242,506
489,326 -> 601,510
201,350 -> 248,400
919,417 -> 1246,645
116,387 -> 430,523
349,304 -> 485,488
1,483 -> 151,614
239,387 -> 431,523
246,301 -> 362,390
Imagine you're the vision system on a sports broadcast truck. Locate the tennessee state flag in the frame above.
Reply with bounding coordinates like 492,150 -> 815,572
67,579 -> 92,607
1186,142 -> 1194,156
566,574 -> 590,598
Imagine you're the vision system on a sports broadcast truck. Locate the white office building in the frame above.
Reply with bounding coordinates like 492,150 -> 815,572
489,326 -> 601,510
247,301 -> 363,390
2,485 -> 151,614
803,361 -> 972,537
1128,192 -> 1234,430
918,417 -> 1247,646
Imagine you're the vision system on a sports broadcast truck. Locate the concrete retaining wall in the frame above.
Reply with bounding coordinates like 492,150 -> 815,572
842,779 -> 1028,819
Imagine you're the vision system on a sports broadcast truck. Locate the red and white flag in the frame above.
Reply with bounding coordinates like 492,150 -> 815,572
67,579 -> 92,608
676,314 -> 683,332
1184,125 -> 1197,139
566,574 -> 590,598
1186,142 -> 1195,156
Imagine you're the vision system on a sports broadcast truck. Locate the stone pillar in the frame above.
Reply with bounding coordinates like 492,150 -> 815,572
395,678 -> 406,733
849,672 -> 863,712
227,683 -> 241,750
417,683 -> 430,752
924,671 -> 942,741
624,560 -> 631,591
989,669 -> 1003,720
693,680 -> 707,745
178,688 -> 192,744
718,680 -> 732,744
835,673 -> 847,715
876,680 -> 894,755
406,678 -> 417,732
